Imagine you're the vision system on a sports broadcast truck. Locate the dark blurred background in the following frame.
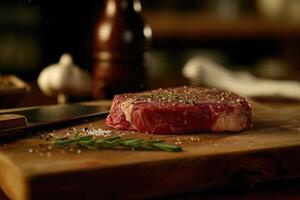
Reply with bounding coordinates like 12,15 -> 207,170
0,0 -> 300,91
0,0 -> 103,79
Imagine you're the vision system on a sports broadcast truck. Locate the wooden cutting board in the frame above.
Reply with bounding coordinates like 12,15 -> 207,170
1,102 -> 300,200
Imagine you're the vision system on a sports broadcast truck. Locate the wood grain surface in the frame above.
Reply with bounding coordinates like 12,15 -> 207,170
1,102 -> 300,200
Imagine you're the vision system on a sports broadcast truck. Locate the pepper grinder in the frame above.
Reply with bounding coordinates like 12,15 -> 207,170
93,0 -> 151,98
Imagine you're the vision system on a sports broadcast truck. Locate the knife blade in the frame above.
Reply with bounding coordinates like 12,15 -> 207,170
0,104 -> 110,141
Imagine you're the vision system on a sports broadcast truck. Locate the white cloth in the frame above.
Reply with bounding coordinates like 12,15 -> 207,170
182,57 -> 300,100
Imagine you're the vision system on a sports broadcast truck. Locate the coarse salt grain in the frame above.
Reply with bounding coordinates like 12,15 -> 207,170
86,128 -> 112,137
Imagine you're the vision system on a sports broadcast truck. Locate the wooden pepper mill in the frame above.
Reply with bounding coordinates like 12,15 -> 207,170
93,0 -> 151,99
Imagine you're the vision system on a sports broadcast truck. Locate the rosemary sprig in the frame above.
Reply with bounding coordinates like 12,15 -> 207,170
53,135 -> 183,152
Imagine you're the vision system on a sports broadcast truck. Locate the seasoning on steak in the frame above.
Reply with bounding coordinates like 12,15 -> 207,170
106,87 -> 252,134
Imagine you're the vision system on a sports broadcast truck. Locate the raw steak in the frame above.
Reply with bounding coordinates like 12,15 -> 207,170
106,87 -> 252,134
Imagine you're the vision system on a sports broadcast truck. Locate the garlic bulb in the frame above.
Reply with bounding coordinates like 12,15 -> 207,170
38,54 -> 91,103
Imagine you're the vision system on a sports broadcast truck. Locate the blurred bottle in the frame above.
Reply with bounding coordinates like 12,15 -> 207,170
93,0 -> 151,99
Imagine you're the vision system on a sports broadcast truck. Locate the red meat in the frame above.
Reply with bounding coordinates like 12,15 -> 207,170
106,87 -> 252,134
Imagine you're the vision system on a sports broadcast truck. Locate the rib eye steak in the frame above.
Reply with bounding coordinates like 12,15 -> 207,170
106,87 -> 252,134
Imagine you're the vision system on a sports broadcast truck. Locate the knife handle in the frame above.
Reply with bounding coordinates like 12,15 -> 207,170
0,114 -> 27,129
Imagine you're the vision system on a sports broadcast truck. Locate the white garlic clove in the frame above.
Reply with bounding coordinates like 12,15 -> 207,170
37,53 -> 92,98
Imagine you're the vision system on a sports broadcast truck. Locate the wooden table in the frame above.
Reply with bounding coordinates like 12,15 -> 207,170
1,100 -> 300,200
0,178 -> 300,200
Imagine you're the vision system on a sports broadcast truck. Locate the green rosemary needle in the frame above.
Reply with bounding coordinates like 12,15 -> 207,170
53,135 -> 183,152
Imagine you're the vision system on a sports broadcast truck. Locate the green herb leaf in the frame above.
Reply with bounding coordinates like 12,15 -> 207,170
52,135 -> 183,152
